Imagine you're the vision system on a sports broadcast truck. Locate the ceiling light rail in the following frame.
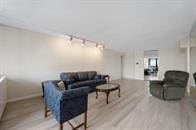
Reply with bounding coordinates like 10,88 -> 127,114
67,34 -> 105,49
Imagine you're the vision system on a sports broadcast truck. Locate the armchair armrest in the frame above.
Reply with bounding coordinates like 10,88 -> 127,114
61,87 -> 90,100
59,87 -> 90,123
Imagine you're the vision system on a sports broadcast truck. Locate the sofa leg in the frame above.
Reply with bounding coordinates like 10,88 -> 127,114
60,124 -> 63,130
84,112 -> 87,130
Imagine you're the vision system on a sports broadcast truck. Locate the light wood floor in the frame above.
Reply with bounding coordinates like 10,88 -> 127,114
0,79 -> 196,130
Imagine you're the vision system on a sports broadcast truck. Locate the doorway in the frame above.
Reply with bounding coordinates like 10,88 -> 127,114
144,50 -> 159,81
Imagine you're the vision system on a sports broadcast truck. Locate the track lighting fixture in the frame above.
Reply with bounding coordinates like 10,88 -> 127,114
82,39 -> 86,46
66,35 -> 105,49
70,36 -> 73,41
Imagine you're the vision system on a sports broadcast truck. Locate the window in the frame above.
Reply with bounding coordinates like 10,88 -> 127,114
149,58 -> 158,67
149,59 -> 157,66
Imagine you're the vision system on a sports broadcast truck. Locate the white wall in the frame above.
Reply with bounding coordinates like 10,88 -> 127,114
0,76 -> 7,120
190,21 -> 196,86
0,25 -> 122,101
123,48 -> 188,81
191,48 -> 196,85
158,48 -> 186,79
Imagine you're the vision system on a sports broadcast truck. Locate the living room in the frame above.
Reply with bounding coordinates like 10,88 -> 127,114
0,1 -> 196,130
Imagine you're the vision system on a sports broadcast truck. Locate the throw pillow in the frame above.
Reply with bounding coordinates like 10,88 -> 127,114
57,81 -> 66,91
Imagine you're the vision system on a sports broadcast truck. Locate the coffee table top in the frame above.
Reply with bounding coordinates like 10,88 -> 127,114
96,83 -> 120,91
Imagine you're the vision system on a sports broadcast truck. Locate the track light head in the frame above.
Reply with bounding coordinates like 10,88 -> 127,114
70,36 -> 73,41
96,44 -> 104,49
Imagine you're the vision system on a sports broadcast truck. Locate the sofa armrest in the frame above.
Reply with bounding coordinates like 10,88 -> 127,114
101,75 -> 109,80
94,74 -> 109,80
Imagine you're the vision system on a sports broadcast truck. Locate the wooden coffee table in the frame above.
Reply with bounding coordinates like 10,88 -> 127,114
96,83 -> 120,104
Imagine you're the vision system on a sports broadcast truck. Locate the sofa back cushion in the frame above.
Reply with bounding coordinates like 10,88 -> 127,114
60,72 -> 78,84
87,71 -> 97,80
77,72 -> 89,81
164,70 -> 189,87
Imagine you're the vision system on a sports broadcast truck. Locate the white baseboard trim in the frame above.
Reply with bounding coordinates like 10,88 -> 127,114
7,92 -> 42,103
122,77 -> 134,80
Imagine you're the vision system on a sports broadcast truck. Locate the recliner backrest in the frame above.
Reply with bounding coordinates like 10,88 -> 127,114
164,70 -> 189,87
193,73 -> 196,85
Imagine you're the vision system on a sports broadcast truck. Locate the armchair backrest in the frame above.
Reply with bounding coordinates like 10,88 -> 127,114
164,70 -> 189,87
194,73 -> 196,85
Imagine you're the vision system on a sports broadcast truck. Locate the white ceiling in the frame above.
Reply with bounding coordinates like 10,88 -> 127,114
0,0 -> 196,52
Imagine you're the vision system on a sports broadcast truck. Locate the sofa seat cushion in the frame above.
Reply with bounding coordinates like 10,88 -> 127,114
68,80 -> 106,90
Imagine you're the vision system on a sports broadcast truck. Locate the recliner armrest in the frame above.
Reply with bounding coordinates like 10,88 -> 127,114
150,80 -> 163,85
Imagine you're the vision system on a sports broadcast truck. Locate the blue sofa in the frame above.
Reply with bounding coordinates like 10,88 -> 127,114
43,80 -> 90,130
60,71 -> 108,92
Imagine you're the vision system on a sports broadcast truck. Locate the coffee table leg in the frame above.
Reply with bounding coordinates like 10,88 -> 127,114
106,92 -> 110,104
118,88 -> 121,97
96,90 -> 98,99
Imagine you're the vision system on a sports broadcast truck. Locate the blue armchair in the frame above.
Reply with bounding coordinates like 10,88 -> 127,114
43,80 -> 90,130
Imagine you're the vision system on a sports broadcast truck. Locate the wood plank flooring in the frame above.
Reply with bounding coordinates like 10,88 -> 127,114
0,79 -> 196,130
